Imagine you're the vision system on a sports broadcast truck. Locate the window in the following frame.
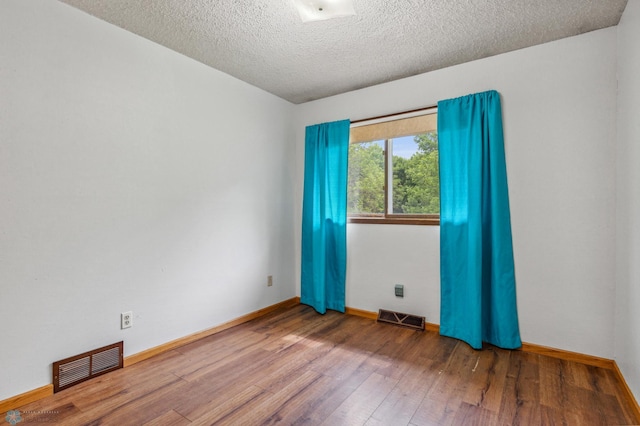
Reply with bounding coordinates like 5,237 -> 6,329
348,109 -> 439,225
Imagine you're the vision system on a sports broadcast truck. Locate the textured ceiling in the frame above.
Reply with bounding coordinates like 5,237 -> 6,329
58,0 -> 628,104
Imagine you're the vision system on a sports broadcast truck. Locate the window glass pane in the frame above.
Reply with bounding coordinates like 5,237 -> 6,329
391,132 -> 439,214
348,140 -> 385,215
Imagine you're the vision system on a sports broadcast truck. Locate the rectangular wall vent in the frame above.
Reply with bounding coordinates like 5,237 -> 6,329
377,309 -> 425,331
53,341 -> 123,393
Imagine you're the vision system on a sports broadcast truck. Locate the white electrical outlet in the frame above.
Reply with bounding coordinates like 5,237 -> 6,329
267,275 -> 273,287
121,311 -> 133,329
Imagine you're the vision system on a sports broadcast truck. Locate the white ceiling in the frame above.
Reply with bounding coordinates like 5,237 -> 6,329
58,0 -> 628,104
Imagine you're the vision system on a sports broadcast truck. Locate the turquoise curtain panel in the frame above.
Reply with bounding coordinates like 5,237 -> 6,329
301,119 -> 350,314
438,90 -> 522,350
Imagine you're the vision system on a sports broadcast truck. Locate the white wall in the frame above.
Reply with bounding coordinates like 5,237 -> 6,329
616,0 -> 640,403
294,27 -> 618,359
0,0 -> 296,400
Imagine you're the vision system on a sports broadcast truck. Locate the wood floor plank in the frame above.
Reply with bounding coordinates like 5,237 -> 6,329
321,372 -> 399,426
71,377 -> 191,426
497,351 -> 542,425
202,370 -> 322,425
248,304 -> 315,333
537,352 -> 566,411
373,329 -> 434,381
255,370 -> 326,423
461,346 -> 511,413
171,348 -> 283,417
368,362 -> 438,425
15,401 -> 80,425
170,334 -> 269,380
286,356 -> 385,425
411,342 -> 479,425
564,358 -> 604,391
261,310 -> 346,353
188,385 -> 267,425
260,374 -> 339,425
75,369 -> 186,413
418,332 -> 459,367
252,345 -> 329,393
142,409 -> 190,426
182,346 -> 273,383
175,344 -> 312,421
13,305 -> 638,425
307,318 -> 391,380
451,401 -> 500,425
583,363 -> 622,396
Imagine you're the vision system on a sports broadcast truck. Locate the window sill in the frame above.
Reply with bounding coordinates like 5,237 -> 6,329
348,216 -> 439,226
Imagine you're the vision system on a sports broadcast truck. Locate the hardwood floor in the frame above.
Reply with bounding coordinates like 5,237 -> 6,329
15,305 -> 638,425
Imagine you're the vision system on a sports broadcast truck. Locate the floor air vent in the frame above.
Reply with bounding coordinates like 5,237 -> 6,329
53,341 -> 123,393
377,309 -> 425,331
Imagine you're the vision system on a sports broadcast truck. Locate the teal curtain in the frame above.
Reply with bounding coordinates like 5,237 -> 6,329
301,119 -> 350,314
438,90 -> 522,349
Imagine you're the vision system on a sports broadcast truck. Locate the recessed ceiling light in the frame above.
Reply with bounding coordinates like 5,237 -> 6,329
293,0 -> 356,23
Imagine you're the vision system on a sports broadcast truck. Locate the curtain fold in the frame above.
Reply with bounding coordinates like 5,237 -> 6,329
301,119 -> 350,314
438,90 -> 522,349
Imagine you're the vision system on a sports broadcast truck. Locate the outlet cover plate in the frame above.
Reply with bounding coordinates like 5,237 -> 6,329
121,311 -> 132,329
395,284 -> 404,297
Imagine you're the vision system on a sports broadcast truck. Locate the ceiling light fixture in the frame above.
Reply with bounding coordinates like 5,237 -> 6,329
293,0 -> 356,23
